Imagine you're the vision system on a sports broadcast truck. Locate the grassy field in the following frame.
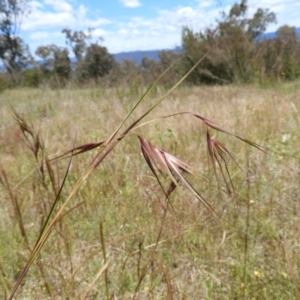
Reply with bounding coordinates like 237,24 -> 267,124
0,81 -> 300,299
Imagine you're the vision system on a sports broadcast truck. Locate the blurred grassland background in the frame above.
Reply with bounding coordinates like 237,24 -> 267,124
1,81 -> 300,299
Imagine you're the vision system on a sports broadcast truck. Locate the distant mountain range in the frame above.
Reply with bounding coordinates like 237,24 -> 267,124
113,48 -> 182,65
113,27 -> 300,64
257,27 -> 300,40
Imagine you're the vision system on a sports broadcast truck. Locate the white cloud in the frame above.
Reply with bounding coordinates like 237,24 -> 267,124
198,0 -> 215,8
29,31 -> 51,40
120,0 -> 141,8
102,4 -> 221,53
29,30 -> 63,41
44,0 -> 72,12
121,6 -> 217,35
92,28 -> 107,38
176,7 -> 196,17
77,4 -> 87,20
23,12 -> 75,30
105,32 -> 180,53
23,1 -> 110,31
29,1 -> 43,9
22,0 -> 112,56
118,29 -> 128,35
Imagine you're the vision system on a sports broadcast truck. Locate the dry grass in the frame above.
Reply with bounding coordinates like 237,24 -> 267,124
0,81 -> 300,299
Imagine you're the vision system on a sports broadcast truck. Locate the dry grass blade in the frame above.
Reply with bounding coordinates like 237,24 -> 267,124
160,263 -> 175,300
0,161 -> 29,248
99,221 -> 109,300
138,136 -> 219,218
0,259 -> 9,297
9,107 -> 41,159
48,141 -> 105,162
281,239 -> 300,299
207,132 -> 236,194
7,144 -> 74,300
194,114 -> 269,153
82,260 -> 110,300
213,139 -> 242,171
45,157 -> 58,195
164,150 -> 219,218
9,108 -> 59,196
138,135 -> 178,199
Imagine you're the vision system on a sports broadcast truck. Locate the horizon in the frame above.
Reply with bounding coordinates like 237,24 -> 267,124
16,0 -> 300,56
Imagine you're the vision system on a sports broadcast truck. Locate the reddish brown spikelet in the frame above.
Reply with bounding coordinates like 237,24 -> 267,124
49,141 -> 104,162
207,131 -> 241,194
138,136 -> 219,218
194,113 -> 269,154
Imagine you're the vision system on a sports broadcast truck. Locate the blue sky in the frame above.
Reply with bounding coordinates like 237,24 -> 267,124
20,0 -> 300,55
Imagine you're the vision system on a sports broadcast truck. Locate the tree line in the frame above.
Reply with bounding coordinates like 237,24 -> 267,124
1,0 -> 300,89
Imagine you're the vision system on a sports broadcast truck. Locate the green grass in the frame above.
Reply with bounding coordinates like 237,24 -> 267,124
0,81 -> 300,299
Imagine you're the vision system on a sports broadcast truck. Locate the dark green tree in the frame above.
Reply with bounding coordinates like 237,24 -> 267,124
138,57 -> 162,84
247,8 -> 277,39
54,48 -> 71,79
36,44 -> 57,73
119,59 -> 139,83
36,45 -> 71,79
181,26 -> 230,84
275,26 -> 300,80
158,50 -> 181,86
252,25 -> 300,82
181,0 -> 277,84
78,43 -> 115,81
62,28 -> 93,63
158,50 -> 180,70
0,0 -> 31,79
